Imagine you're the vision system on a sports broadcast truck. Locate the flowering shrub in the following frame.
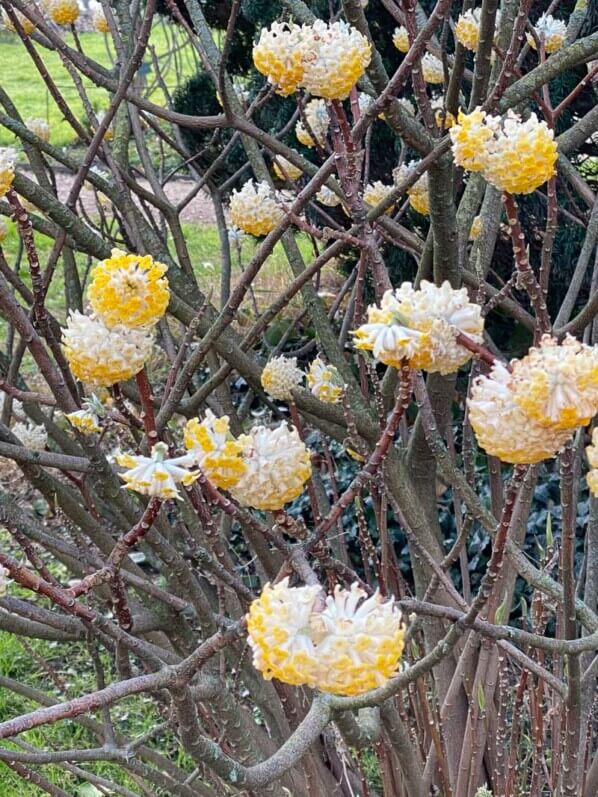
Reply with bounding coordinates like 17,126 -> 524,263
0,2 -> 597,796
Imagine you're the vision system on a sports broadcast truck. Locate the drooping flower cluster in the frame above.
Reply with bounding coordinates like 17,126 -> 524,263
392,25 -> 410,53
229,424 -> 312,510
62,312 -> 154,387
421,53 -> 444,84
363,181 -> 395,214
307,358 -> 344,403
48,0 -> 79,26
273,156 -> 302,182
586,429 -> 598,497
65,409 -> 101,435
12,421 -> 48,450
88,249 -> 170,329
253,20 -> 371,100
450,109 -> 557,194
247,579 -> 406,696
455,8 -> 500,51
184,410 -> 249,490
296,99 -> 329,148
527,14 -> 567,54
352,280 -> 484,374
0,148 -> 17,199
26,118 -> 50,142
393,162 -> 430,216
469,336 -> 598,464
116,442 -> 198,500
261,356 -> 304,400
229,180 -> 284,237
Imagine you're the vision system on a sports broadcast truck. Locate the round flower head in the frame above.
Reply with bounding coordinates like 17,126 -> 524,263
3,7 -> 36,34
586,428 -> 598,497
229,180 -> 284,237
261,356 -> 304,401
273,156 -> 302,182
307,357 -> 344,403
352,280 -> 484,374
116,442 -> 198,500
184,410 -> 248,490
455,9 -> 481,51
469,215 -> 482,240
65,409 -> 101,435
527,14 -> 567,54
49,0 -> 79,25
363,181 -> 395,214
0,219 -> 8,241
299,20 -> 372,100
253,22 -> 308,96
62,312 -> 154,386
449,108 -> 500,172
247,579 -> 406,696
90,1 -> 109,32
482,111 -> 557,195
12,422 -> 47,451
296,98 -> 329,148
421,53 -> 444,84
316,185 -> 342,207
26,117 -> 50,142
87,249 -> 169,329
468,362 -> 572,464
0,148 -> 17,199
229,423 -> 312,510
247,579 -> 325,688
510,335 -> 598,431
392,26 -> 410,53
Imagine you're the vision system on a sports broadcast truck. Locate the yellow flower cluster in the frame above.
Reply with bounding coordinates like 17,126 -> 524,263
586,429 -> 598,497
62,312 -> 154,387
392,26 -> 410,53
527,14 -> 567,54
469,215 -> 482,240
394,162 -> 430,216
117,442 -> 198,500
48,0 -> 79,25
261,356 -> 304,401
3,7 -> 36,34
247,579 -> 405,696
421,53 -> 444,84
455,9 -> 481,50
229,424 -> 311,510
65,409 -> 101,435
184,410 -> 249,490
26,117 -> 50,142
273,155 -> 302,182
0,148 -> 17,199
90,1 -> 109,32
296,99 -> 329,148
363,181 -> 395,214
88,249 -> 169,329
307,357 -> 344,403
316,185 -> 342,207
229,180 -> 284,237
352,280 -> 484,374
450,109 -> 557,194
12,421 -> 48,450
253,20 -> 371,100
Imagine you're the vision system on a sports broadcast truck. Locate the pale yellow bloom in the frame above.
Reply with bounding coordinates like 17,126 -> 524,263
62,312 -> 154,386
307,357 -> 344,403
253,21 -> 309,96
65,409 -> 101,435
0,148 -> 17,199
527,14 -> 567,54
421,53 -> 444,84
352,281 -> 484,374
587,429 -> 598,497
49,0 -> 79,25
261,356 -> 304,401
392,26 -> 409,53
431,96 -> 455,129
296,98 -> 329,148
363,181 -> 395,214
184,410 -> 248,490
273,156 -> 302,182
449,108 -> 500,172
511,335 -> 598,431
26,117 -> 50,142
87,249 -> 169,329
229,424 -> 312,510
455,9 -> 481,50
468,362 -> 572,464
394,161 -> 430,216
12,422 -> 47,450
229,180 -> 284,237
90,1 -> 108,32
3,7 -> 36,34
247,579 -> 405,696
316,185 -> 342,207
116,442 -> 198,500
469,215 -> 482,240
299,20 -> 372,100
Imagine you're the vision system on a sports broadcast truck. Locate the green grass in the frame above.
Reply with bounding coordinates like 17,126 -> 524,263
0,19 -> 200,148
